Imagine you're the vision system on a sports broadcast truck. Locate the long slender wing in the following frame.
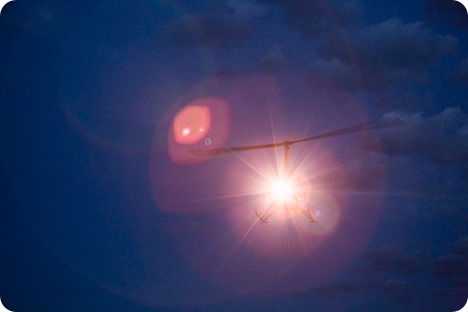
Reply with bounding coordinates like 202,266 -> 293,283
187,142 -> 282,157
187,116 -> 405,156
291,116 -> 405,144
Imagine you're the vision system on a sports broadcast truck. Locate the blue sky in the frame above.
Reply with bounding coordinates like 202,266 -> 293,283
1,0 -> 467,311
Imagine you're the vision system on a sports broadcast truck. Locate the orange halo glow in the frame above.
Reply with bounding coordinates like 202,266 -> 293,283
165,97 -> 230,164
173,105 -> 211,145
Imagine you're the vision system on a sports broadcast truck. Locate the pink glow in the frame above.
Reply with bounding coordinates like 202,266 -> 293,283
166,97 -> 230,164
148,74 -> 386,299
173,106 -> 211,145
224,147 -> 343,259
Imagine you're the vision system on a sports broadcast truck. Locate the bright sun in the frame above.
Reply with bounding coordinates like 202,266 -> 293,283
270,179 -> 293,201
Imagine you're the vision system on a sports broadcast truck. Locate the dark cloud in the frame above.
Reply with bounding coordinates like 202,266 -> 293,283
282,244 -> 426,302
368,107 -> 468,164
285,240 -> 468,304
297,19 -> 457,92
432,236 -> 468,290
208,17 -> 455,93
162,0 -> 264,45
358,245 -> 426,276
326,18 -> 457,70
306,59 -> 415,93
307,58 -> 363,91
257,44 -> 298,73
227,0 -> 266,20
282,276 -> 417,303
319,19 -> 457,91
424,0 -> 468,29
0,1 -> 71,37
211,44 -> 298,76
454,57 -> 468,85
163,14 -> 251,45
257,0 -> 362,38
381,155 -> 468,196
373,90 -> 426,111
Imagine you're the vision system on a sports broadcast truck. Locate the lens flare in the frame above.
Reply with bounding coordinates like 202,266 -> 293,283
164,97 -> 230,164
270,179 -> 293,201
173,105 -> 211,145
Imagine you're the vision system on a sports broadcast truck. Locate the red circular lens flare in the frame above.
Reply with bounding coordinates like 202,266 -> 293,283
173,106 -> 211,145
164,97 -> 230,164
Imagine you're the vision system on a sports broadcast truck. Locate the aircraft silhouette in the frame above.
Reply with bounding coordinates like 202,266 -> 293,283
189,116 -> 405,223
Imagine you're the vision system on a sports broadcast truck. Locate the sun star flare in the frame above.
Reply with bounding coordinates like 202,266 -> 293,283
270,179 -> 293,202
